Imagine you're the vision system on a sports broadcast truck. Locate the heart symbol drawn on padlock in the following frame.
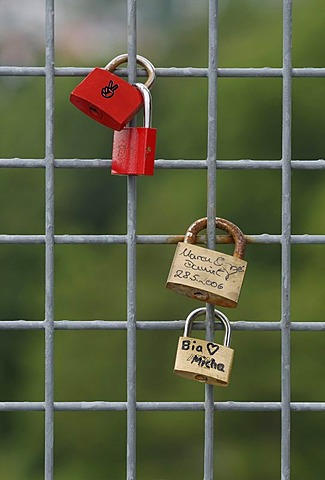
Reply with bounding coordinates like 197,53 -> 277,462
207,342 -> 219,356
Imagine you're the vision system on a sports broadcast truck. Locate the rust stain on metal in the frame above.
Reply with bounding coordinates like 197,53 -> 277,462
244,235 -> 256,244
167,234 -> 253,245
183,217 -> 246,259
166,235 -> 184,244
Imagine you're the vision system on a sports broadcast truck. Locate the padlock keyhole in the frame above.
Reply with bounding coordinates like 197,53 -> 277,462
89,105 -> 103,120
193,291 -> 209,301
195,374 -> 208,383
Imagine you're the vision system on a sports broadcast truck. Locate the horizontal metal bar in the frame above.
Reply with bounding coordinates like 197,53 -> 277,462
220,67 -> 325,78
0,401 -> 324,412
0,320 -> 324,331
1,66 -> 325,78
157,160 -> 325,170
0,235 -> 127,244
1,234 -> 325,245
1,159 -> 325,170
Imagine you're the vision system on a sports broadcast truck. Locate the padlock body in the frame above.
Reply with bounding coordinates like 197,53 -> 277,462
111,127 -> 156,175
174,336 -> 234,386
70,68 -> 143,131
166,243 -> 247,308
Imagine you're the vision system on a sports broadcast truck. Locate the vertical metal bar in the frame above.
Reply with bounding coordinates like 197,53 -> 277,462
127,1 -> 137,478
204,1 -> 218,479
281,1 -> 292,479
126,178 -> 137,480
44,0 -> 55,479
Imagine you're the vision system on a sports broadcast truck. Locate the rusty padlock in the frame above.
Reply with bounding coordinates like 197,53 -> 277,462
166,217 -> 247,308
174,307 -> 234,386
111,83 -> 156,176
70,54 -> 155,130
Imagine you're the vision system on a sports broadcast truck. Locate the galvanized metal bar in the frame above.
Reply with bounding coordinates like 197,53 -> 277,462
281,1 -> 293,479
204,2 -> 219,479
1,66 -> 325,78
127,2 -> 138,478
44,1 -> 55,479
2,158 -> 325,170
1,401 -> 325,412
0,320 -> 324,331
1,234 -> 325,245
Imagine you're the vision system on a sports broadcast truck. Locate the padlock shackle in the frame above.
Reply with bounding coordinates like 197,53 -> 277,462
184,307 -> 232,347
184,217 -> 246,259
104,54 -> 156,89
134,83 -> 152,128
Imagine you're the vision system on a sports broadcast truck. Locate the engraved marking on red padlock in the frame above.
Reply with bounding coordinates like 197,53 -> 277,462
111,83 -> 156,176
70,54 -> 155,131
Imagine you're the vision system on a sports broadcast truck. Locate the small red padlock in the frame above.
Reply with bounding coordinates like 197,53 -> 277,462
70,54 -> 155,131
111,83 -> 156,176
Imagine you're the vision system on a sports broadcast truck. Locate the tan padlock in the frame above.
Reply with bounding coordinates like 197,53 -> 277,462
174,307 -> 234,386
166,217 -> 247,308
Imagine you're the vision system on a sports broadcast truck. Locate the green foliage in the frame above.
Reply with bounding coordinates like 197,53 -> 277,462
1,1 -> 325,478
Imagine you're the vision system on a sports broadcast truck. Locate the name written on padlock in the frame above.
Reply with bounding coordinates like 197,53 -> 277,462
166,243 -> 247,308
181,338 -> 226,372
174,336 -> 234,386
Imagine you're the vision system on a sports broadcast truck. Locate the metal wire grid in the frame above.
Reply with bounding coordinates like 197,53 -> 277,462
0,0 -> 325,479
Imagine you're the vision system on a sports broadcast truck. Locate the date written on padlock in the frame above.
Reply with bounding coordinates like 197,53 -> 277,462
166,217 -> 247,308
70,54 -> 155,131
111,83 -> 156,176
174,307 -> 234,386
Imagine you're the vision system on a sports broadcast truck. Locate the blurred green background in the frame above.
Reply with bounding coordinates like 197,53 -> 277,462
0,0 -> 324,478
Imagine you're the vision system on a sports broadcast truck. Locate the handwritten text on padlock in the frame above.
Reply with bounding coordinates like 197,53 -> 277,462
173,246 -> 246,291
181,339 -> 226,372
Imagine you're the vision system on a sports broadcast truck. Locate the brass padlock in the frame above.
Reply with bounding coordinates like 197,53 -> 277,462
174,307 -> 234,386
166,217 -> 247,308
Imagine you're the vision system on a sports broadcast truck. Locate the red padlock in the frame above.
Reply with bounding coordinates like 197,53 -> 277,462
111,83 -> 156,176
70,54 -> 155,131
